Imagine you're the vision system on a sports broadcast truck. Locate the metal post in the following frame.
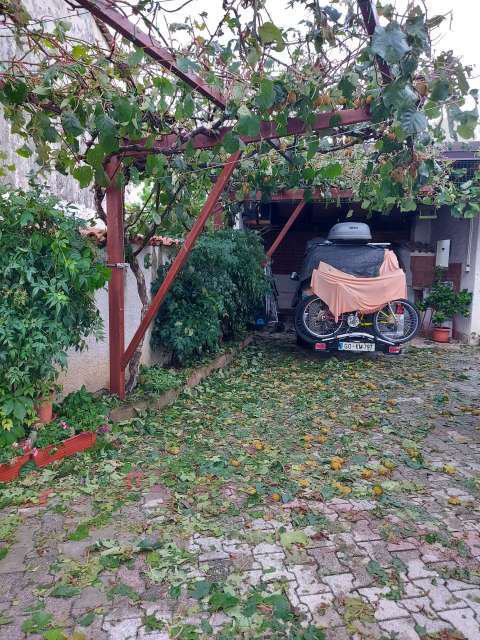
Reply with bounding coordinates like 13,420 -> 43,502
266,200 -> 306,259
121,151 -> 242,369
105,157 -> 126,398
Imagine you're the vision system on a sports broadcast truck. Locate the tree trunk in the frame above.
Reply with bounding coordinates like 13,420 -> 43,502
125,247 -> 149,393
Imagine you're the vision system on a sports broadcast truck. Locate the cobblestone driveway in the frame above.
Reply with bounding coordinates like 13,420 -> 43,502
0,338 -> 479,639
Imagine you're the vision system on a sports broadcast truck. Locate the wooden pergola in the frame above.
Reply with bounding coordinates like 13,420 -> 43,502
75,0 -> 386,399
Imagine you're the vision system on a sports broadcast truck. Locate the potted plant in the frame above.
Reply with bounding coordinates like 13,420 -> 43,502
419,278 -> 473,342
0,443 -> 31,482
0,186 -> 109,456
33,420 -> 96,468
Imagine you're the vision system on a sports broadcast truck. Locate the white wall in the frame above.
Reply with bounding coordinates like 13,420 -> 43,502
424,211 -> 480,343
59,244 -> 174,395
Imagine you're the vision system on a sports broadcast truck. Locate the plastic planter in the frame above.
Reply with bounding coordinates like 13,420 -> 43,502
0,453 -> 31,483
432,327 -> 450,343
33,432 -> 97,468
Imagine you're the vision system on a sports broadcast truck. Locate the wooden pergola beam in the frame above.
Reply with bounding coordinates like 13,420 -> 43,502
75,0 -> 227,109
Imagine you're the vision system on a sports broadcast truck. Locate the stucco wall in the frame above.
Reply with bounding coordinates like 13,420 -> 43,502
414,210 -> 480,343
60,245 -> 174,395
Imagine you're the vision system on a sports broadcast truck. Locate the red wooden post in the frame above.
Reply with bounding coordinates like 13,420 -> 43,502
266,200 -> 306,259
121,151 -> 242,369
105,157 -> 126,398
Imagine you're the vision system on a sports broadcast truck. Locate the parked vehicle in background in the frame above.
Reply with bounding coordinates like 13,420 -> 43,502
292,223 -> 420,354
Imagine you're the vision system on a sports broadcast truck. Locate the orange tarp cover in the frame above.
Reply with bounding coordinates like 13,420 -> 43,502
310,250 -> 407,320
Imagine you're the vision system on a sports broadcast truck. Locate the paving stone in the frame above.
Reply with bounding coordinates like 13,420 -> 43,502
387,539 -> 418,552
324,627 -> 350,640
406,559 -> 438,580
198,549 -> 229,562
103,617 -> 142,639
308,549 -> 345,575
253,541 -> 283,555
0,616 -> 31,640
72,620 -> 108,640
322,572 -> 354,595
290,564 -> 330,596
380,618 -> 421,640
454,588 -> 480,615
59,539 -> 92,560
116,565 -> 146,593
351,520 -> 382,542
256,553 -> 295,582
413,578 -> 466,611
137,628 -> 169,640
301,593 -> 343,627
373,598 -> 410,621
439,607 -> 480,640
71,586 -> 108,613
357,540 -> 393,564
0,546 -> 30,573
209,611 -> 231,628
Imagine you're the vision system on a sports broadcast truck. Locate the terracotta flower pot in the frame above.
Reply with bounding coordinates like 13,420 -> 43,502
32,432 -> 96,468
0,453 -> 31,483
36,397 -> 53,424
432,326 -> 450,343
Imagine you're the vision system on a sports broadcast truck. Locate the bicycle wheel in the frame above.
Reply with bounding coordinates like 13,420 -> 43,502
295,295 -> 344,343
373,299 -> 420,343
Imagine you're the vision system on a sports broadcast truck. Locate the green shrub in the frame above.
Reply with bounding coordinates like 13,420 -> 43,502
136,366 -> 185,396
150,229 -> 268,364
55,386 -> 111,432
419,277 -> 473,326
0,186 -> 109,447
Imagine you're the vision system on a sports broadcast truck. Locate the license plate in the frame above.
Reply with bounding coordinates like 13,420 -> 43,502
338,341 -> 375,352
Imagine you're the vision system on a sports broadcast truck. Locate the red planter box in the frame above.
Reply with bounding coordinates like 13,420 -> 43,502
33,432 -> 97,468
0,453 -> 31,483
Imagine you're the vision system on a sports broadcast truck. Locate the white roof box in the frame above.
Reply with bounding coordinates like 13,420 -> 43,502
327,222 -> 372,243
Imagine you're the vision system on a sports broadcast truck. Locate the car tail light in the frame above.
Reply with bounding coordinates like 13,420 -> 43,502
388,345 -> 401,353
314,342 -> 327,350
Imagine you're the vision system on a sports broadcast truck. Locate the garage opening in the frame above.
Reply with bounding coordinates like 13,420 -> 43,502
245,200 -> 413,313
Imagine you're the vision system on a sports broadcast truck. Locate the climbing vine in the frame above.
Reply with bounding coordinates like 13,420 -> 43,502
0,0 -> 478,381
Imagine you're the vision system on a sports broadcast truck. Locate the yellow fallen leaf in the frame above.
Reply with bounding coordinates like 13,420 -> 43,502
382,460 -> 396,470
271,493 -> 281,502
316,435 -> 327,444
361,468 -> 373,480
372,484 -> 383,497
252,439 -> 265,451
229,458 -> 241,467
443,465 -> 456,475
334,481 -> 352,495
379,465 -> 390,476
303,434 -> 314,442
298,478 -> 310,488
448,496 -> 461,505
330,456 -> 344,471
166,446 -> 180,455
245,486 -> 257,495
